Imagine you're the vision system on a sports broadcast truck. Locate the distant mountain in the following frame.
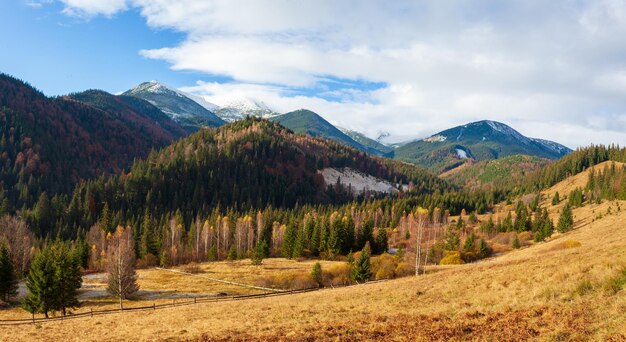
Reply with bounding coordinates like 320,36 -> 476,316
394,120 -> 571,174
69,90 -> 187,140
271,109 -> 369,153
339,128 -> 394,156
0,74 -> 186,212
123,81 -> 224,132
214,98 -> 279,122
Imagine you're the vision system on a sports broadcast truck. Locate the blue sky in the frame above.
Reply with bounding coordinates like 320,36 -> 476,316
0,1 -> 203,95
2,1 -> 626,147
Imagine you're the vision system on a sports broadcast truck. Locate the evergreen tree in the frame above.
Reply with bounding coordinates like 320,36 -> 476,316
0,243 -> 19,302
478,239 -> 491,258
23,246 -> 57,318
53,243 -> 82,316
282,221 -> 297,258
358,218 -> 374,250
557,204 -> 574,233
375,228 -> 388,254
311,262 -> 323,287
512,235 -> 521,249
351,246 -> 372,283
551,191 -> 560,205
463,232 -> 476,253
251,240 -> 268,265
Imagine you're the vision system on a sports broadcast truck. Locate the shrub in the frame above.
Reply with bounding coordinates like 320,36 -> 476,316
136,253 -> 157,269
439,251 -> 465,265
311,262 -> 323,287
182,262 -> 202,274
512,235 -> 521,249
372,253 -> 395,280
325,264 -> 352,286
573,279 -> 594,296
395,262 -> 415,277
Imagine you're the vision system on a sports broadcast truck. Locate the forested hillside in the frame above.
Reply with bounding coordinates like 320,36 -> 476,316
0,74 -> 185,212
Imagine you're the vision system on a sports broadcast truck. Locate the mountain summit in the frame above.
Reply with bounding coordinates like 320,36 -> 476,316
123,81 -> 224,131
394,120 -> 571,173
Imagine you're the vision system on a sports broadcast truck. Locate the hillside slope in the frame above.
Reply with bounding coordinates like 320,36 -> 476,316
395,120 -> 571,173
65,117 -> 447,231
0,74 -> 185,210
442,154 -> 551,191
271,109 -> 369,153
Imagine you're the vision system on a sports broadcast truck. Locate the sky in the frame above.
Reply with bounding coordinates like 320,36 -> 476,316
2,1 -> 626,148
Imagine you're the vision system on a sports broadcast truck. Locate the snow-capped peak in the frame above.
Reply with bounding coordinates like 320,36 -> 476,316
214,97 -> 278,122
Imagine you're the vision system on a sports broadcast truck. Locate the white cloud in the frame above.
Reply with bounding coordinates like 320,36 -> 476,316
55,0 -> 626,147
59,0 -> 128,17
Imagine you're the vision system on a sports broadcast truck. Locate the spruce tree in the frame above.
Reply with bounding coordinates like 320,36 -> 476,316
512,235 -> 521,249
375,228 -> 388,254
53,243 -> 82,316
0,243 -> 19,302
557,204 -> 574,233
23,246 -> 57,318
552,191 -> 560,205
351,246 -> 372,283
311,262 -> 323,287
478,239 -> 491,258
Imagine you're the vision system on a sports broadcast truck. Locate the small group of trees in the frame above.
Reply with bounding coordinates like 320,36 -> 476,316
22,242 -> 82,317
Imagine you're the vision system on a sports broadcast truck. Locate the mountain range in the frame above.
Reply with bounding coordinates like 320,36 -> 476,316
120,81 -> 571,173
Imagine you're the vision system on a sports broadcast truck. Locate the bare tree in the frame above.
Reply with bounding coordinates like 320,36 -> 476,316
107,226 -> 139,309
414,208 -> 428,276
0,215 -> 35,276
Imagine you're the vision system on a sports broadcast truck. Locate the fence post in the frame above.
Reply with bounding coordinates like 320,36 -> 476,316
153,303 -> 156,311
91,308 -> 93,317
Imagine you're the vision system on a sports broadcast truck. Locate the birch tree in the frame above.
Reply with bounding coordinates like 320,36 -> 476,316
106,226 -> 139,309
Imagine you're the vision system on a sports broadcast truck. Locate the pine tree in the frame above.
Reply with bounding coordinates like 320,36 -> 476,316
375,228 -> 388,254
22,246 -> 57,318
311,262 -> 323,287
351,246 -> 372,283
557,204 -> 574,233
463,232 -> 476,252
478,239 -> 491,258
552,191 -> 560,205
0,243 -> 18,302
251,240 -> 268,265
53,243 -> 82,316
512,235 -> 521,249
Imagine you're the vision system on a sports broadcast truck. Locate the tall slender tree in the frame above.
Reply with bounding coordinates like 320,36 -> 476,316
106,226 -> 139,309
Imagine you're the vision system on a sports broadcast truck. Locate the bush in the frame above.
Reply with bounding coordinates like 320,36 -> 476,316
182,262 -> 202,274
311,262 -> 323,287
324,264 -> 352,286
136,253 -> 158,269
372,253 -> 395,280
439,251 -> 465,265
395,262 -> 415,277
